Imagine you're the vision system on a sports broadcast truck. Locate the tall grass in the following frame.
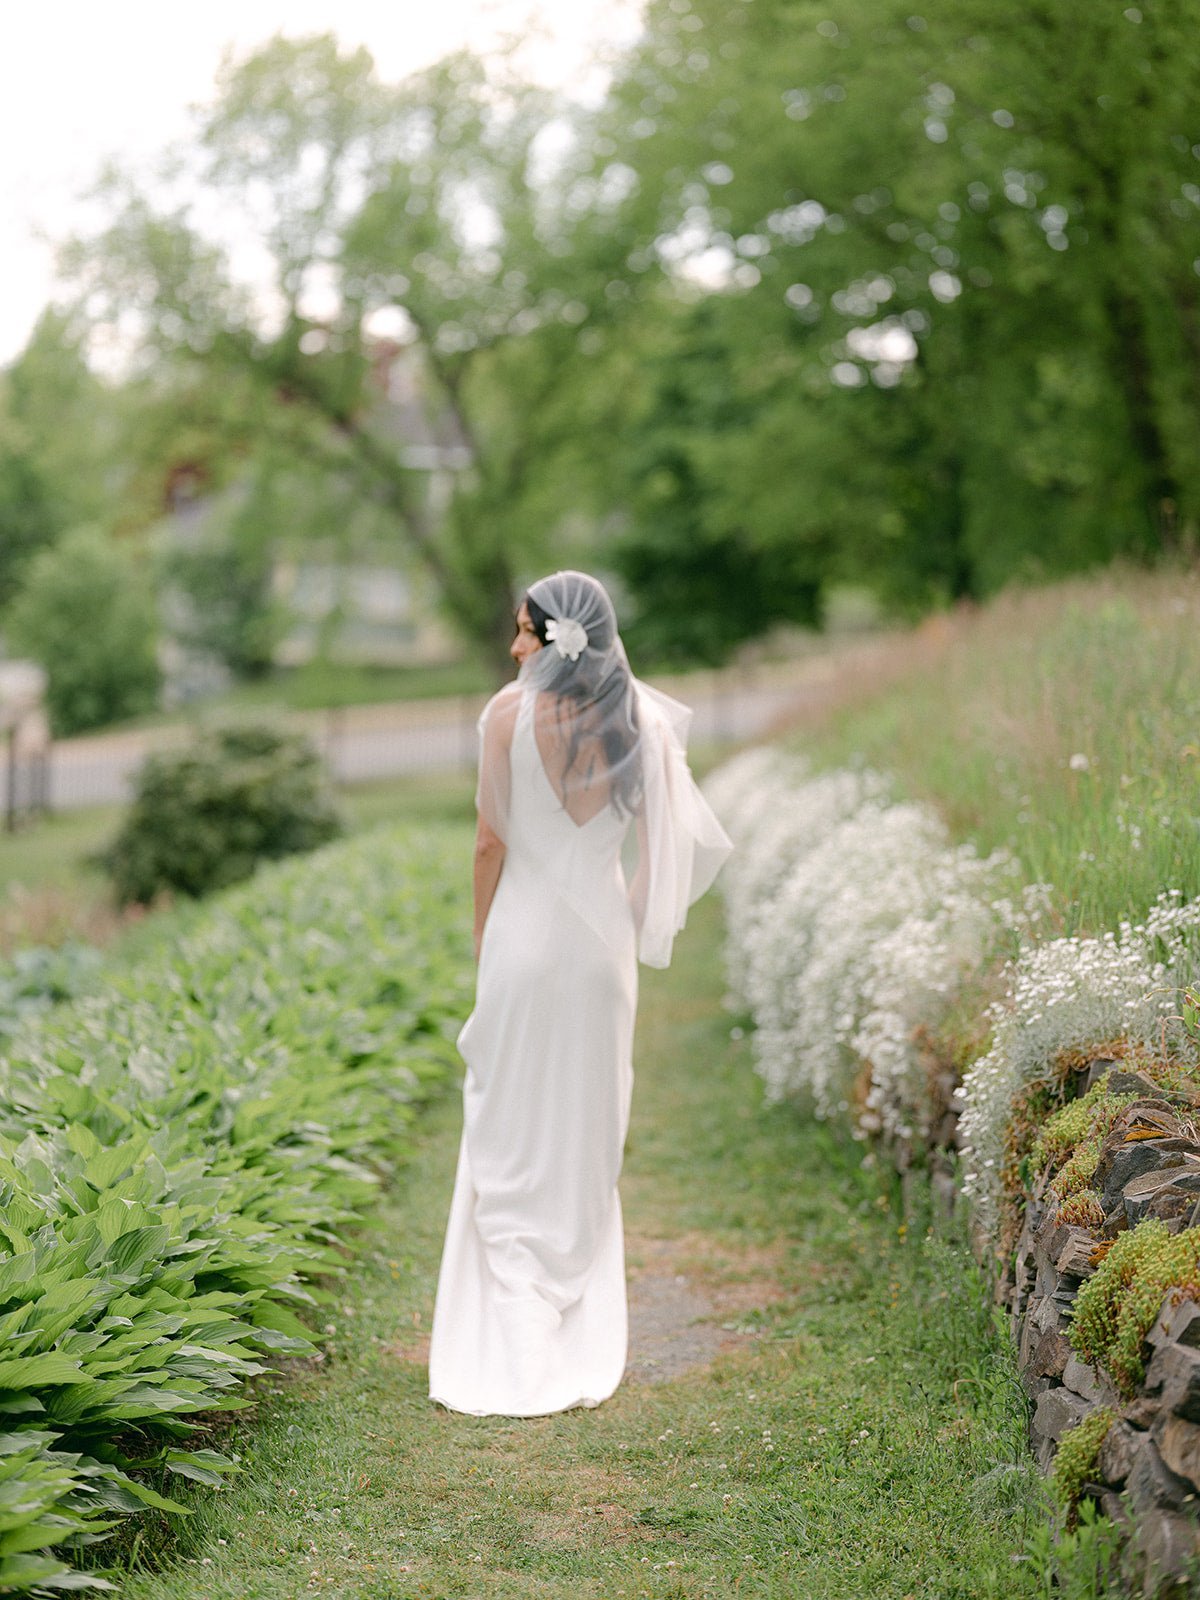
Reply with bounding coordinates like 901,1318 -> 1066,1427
792,566 -> 1200,933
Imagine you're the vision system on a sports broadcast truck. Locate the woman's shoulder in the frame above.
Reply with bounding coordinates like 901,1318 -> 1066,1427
478,681 -> 524,743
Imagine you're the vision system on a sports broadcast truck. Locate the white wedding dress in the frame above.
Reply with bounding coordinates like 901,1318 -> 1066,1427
428,688 -> 637,1416
427,576 -> 731,1419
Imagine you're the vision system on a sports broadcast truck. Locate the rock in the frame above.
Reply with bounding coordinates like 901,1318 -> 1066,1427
1056,1231 -> 1104,1281
1124,1167 -> 1200,1227
1033,1386 -> 1092,1469
1034,1253 -> 1062,1299
1107,1069 -> 1171,1098
1052,1281 -> 1083,1316
1032,1293 -> 1067,1337
1126,1438 -> 1196,1516
1161,1212 -> 1200,1236
1084,1058 -> 1121,1090
1034,1214 -> 1075,1262
1017,1309 -> 1040,1369
1148,1299 -> 1200,1353
1144,1344 -> 1200,1425
1097,1141 -> 1195,1208
1098,1419 -> 1148,1487
1101,1207 -> 1131,1239
1062,1354 -> 1122,1407
1126,1397 -> 1161,1430
1022,1328 -> 1072,1393
1124,1105 -> 1186,1134
1098,1487 -> 1131,1528
930,1169 -> 957,1223
1131,1507 -> 1200,1599
1154,1414 -> 1200,1494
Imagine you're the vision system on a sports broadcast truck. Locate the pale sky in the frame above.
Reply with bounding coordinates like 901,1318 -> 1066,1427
0,0 -> 646,365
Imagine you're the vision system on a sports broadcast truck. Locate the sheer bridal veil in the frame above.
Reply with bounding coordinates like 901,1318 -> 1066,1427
474,570 -> 733,968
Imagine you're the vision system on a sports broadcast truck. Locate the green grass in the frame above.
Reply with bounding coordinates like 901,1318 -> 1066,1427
0,803 -> 127,953
792,566 -> 1200,934
0,773 -> 478,958
0,803 -> 122,895
337,772 -> 476,834
104,895 -> 1120,1600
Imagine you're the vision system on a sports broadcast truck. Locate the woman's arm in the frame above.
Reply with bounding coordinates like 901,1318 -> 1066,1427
472,685 -> 519,961
473,815 -> 507,961
629,807 -> 650,933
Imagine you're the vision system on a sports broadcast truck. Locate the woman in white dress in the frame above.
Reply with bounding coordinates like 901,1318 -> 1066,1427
428,570 -> 732,1418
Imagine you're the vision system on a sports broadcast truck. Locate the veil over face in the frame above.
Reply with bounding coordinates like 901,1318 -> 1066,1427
474,569 -> 732,968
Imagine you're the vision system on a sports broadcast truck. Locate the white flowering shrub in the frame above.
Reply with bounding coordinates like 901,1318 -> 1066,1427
707,747 -> 1200,1246
959,892 -> 1200,1236
706,751 -> 1017,1139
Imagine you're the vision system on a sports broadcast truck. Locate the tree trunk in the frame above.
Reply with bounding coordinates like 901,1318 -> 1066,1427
1092,168 -> 1182,552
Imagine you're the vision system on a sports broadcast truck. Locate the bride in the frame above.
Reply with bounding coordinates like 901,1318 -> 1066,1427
428,570 -> 732,1417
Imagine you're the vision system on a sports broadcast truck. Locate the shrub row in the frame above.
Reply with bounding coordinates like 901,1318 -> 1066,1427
0,825 -> 472,1594
706,746 -> 1200,1236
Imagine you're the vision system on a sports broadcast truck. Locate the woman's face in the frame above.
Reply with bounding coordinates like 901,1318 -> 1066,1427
510,601 -> 543,667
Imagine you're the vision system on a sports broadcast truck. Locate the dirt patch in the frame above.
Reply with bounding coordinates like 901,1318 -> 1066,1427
386,1332 -> 431,1364
625,1232 -> 790,1385
522,1465 -> 649,1547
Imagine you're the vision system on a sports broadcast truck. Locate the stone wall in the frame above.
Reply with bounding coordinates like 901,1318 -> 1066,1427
959,1059 -> 1200,1595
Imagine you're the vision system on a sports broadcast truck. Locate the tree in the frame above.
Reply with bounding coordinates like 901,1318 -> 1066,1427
0,310 -> 125,608
158,479 -> 287,679
5,527 -> 161,735
595,0 -> 1200,627
62,36 -> 639,680
0,413 -> 56,612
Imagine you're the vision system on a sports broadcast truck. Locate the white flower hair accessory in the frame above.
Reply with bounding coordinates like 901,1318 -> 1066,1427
545,616 -> 589,661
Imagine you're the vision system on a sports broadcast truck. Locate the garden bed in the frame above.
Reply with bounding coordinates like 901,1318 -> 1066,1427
0,825 -> 472,1593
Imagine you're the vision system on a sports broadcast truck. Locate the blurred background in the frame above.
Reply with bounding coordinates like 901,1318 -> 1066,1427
1,0 -> 1197,788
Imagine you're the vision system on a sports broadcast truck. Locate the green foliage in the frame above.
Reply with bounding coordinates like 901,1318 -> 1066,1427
1051,1141 -> 1103,1203
117,892 -> 1079,1600
0,311 -> 126,612
0,822 -> 473,1591
796,569 -> 1200,933
157,486 -> 288,680
4,527 -> 161,737
0,943 -> 103,1041
1178,985 -> 1200,1047
1030,1077 -> 1139,1208
1017,1495 -> 1126,1597
61,36 -> 643,680
1069,1220 -> 1200,1396
28,0 -> 1200,670
1032,1077 -> 1120,1170
1050,1408 -> 1116,1513
100,725 -> 343,906
0,415 -> 57,613
3,311 -> 125,538
592,0 -> 1200,637
610,302 -> 824,664
1056,1189 -> 1105,1230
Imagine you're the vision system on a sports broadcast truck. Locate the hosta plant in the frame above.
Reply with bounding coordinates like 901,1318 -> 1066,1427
0,823 -> 472,1592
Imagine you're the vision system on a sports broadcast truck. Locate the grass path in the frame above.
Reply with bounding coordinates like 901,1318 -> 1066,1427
117,896 -> 1060,1600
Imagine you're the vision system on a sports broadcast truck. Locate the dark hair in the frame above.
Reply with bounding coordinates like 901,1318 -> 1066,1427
519,589 -> 642,818
524,591 -> 553,646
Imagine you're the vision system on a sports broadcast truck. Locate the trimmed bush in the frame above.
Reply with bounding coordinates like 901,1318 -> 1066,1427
100,723 -> 343,906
